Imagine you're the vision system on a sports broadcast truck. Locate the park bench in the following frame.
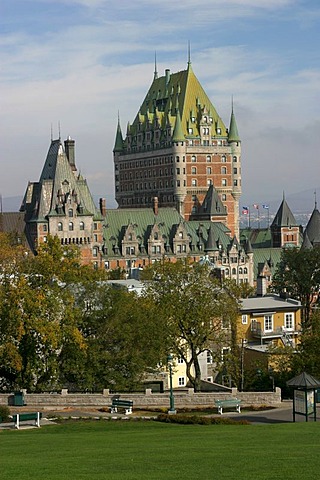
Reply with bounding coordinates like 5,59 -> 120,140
110,399 -> 133,415
214,398 -> 242,415
11,412 -> 42,429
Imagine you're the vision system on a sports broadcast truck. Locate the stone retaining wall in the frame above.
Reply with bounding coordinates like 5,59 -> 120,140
0,387 -> 281,409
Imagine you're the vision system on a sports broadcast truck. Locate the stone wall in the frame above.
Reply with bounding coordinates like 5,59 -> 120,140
0,387 -> 281,409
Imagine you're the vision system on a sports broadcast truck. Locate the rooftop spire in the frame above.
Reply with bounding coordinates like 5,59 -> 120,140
113,114 -> 124,153
172,110 -> 185,142
228,100 -> 240,143
187,40 -> 191,67
154,51 -> 158,80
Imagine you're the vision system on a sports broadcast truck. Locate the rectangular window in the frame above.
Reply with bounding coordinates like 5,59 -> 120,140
285,313 -> 294,330
242,315 -> 248,325
207,351 -> 212,364
264,315 -> 273,332
177,357 -> 184,364
178,377 -> 185,386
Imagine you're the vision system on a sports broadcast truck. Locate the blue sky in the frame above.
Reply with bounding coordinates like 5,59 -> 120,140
1,0 -> 320,211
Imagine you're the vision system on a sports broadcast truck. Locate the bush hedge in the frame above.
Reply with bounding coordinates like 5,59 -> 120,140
0,404 -> 11,422
155,413 -> 250,425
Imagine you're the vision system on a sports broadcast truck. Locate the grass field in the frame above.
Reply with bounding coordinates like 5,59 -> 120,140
1,420 -> 320,479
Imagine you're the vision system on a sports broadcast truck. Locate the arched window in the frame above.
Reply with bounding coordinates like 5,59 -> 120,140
221,167 -> 227,174
206,155 -> 211,162
93,247 -> 98,257
69,222 -> 74,231
191,167 -> 197,174
58,222 -> 63,231
232,268 -> 236,275
191,155 -> 196,162
79,221 -> 84,231
222,179 -> 227,186
68,208 -> 73,217
192,179 -> 197,187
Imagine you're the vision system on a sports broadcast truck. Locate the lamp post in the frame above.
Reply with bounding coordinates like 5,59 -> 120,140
167,354 -> 176,414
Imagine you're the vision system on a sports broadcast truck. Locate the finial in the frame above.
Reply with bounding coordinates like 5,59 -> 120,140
314,190 -> 317,209
187,41 -> 191,66
50,123 -> 53,141
154,51 -> 158,80
58,121 -> 61,140
231,95 -> 234,113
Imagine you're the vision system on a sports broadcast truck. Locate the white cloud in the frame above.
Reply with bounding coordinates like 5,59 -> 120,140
1,0 -> 319,206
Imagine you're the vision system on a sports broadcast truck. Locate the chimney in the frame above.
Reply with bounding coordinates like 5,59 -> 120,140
64,136 -> 76,171
153,196 -> 159,216
165,69 -> 170,87
99,198 -> 107,217
256,275 -> 267,297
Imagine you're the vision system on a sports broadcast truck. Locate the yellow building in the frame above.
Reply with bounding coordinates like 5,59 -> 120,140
239,294 -> 301,371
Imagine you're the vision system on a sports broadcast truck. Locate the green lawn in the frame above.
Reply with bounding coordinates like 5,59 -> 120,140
1,420 -> 319,479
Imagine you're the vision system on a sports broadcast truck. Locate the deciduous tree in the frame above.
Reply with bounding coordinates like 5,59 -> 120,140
143,261 -> 241,391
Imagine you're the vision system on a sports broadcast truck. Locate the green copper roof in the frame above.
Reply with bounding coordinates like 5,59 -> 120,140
103,207 -> 234,258
172,111 -> 185,142
228,109 -> 240,142
128,63 -> 228,138
113,121 -> 124,152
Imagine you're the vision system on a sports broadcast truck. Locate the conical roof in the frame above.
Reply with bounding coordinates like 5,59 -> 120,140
301,231 -> 313,250
205,224 -> 218,252
113,121 -> 124,152
172,110 -> 185,142
305,206 -> 320,245
271,196 -> 297,228
198,185 -> 227,217
228,109 -> 240,143
286,372 -> 320,389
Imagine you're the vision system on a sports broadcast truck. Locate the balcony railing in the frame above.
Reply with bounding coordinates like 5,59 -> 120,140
251,323 -> 297,338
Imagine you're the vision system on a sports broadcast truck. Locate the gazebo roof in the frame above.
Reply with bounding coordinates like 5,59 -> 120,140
286,372 -> 320,389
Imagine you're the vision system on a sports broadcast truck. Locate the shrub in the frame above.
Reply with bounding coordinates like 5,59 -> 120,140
0,404 -> 11,422
155,413 -> 250,425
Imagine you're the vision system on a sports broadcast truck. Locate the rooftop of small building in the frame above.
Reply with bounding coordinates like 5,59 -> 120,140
241,294 -> 301,312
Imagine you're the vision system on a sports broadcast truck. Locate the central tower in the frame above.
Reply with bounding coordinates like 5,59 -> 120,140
113,59 -> 241,238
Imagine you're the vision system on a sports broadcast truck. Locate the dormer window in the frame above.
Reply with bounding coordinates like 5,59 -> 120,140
217,127 -> 221,134
188,128 -> 193,134
68,208 -> 73,217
